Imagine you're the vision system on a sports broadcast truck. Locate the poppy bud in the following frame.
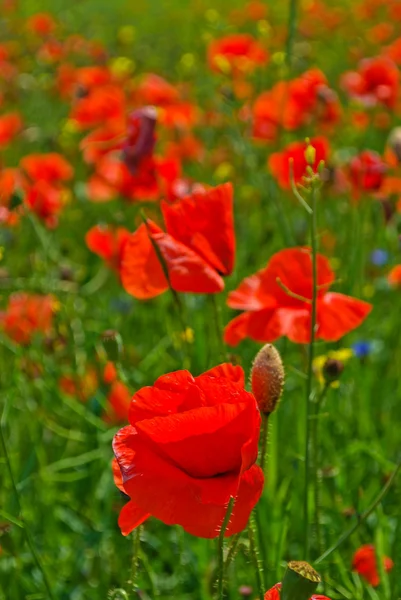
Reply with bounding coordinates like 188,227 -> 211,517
281,561 -> 321,600
251,344 -> 284,415
322,358 -> 344,383
304,143 -> 316,166
101,330 -> 123,363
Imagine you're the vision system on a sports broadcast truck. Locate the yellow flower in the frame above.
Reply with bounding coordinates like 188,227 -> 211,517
313,349 -> 353,388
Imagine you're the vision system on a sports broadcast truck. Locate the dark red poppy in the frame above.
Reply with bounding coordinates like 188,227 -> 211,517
112,363 -> 264,538
268,137 -> 329,189
341,56 -> 399,109
122,106 -> 157,175
264,583 -> 331,600
86,225 -> 130,271
224,247 -> 372,346
208,34 -> 268,75
121,182 -> 235,298
0,293 -> 55,345
352,544 -> 394,587
349,150 -> 387,199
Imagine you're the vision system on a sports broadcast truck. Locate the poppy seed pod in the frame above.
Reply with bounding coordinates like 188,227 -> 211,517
251,344 -> 284,415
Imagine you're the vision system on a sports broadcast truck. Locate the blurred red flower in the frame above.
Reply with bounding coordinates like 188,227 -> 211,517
0,293 -> 55,345
86,225 -> 130,272
224,247 -> 372,346
268,137 -> 329,189
264,583 -> 331,600
0,112 -> 23,147
112,363 -> 264,538
349,150 -> 387,199
253,69 -> 340,141
20,153 -> 74,183
120,182 -> 235,298
208,34 -> 268,75
341,56 -> 399,109
388,264 -> 401,286
352,544 -> 394,587
26,12 -> 56,37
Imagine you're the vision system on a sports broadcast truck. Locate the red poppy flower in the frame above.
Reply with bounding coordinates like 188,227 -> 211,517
349,150 -> 387,199
20,153 -> 74,183
86,225 -> 130,271
341,56 -> 399,109
134,73 -> 180,106
264,583 -> 331,600
120,182 -> 235,298
24,180 -> 66,228
352,544 -> 394,587
70,85 -> 126,129
26,12 -> 56,37
208,34 -> 268,75
80,125 -> 124,165
0,293 -> 55,345
112,363 -> 264,538
388,264 -> 401,286
0,112 -> 23,146
224,247 -> 372,346
253,70 -> 340,141
103,361 -> 118,385
105,381 -> 131,424
268,137 -> 329,189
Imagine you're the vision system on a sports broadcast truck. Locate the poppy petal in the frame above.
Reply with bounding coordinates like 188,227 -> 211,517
317,293 -> 372,341
120,222 -> 169,299
118,500 -> 150,536
161,182 -> 235,275
203,363 -> 245,387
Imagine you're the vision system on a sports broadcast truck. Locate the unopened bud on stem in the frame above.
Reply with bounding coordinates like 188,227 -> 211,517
251,344 -> 284,415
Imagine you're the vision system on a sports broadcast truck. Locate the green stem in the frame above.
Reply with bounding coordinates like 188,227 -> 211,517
315,456 -> 401,565
216,497 -> 235,600
131,526 -> 142,592
304,186 -> 318,560
0,418 -> 55,599
248,514 -> 265,600
225,532 -> 241,571
210,294 -> 226,360
311,384 -> 330,558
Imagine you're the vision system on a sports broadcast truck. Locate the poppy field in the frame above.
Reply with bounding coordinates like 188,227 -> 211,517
1,0 -> 401,598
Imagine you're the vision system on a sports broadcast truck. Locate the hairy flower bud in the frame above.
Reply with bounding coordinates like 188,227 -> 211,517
251,344 -> 284,415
